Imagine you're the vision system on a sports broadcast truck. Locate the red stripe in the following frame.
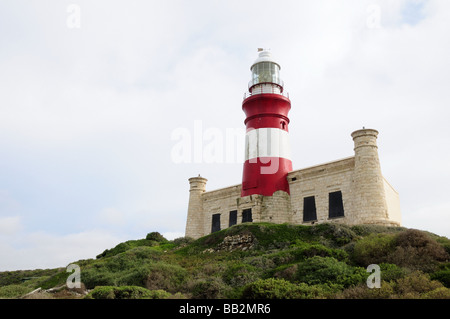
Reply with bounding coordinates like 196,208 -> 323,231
241,157 -> 293,197
245,116 -> 290,132
242,94 -> 291,130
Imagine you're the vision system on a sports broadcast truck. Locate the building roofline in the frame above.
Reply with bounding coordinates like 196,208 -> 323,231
288,156 -> 355,175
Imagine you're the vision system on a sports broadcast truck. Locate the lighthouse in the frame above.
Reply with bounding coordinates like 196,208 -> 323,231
241,49 -> 293,197
184,48 -> 401,240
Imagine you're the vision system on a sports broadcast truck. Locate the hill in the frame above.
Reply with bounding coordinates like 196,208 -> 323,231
1,222 -> 450,299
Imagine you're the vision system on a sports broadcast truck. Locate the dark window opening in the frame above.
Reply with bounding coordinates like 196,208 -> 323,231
281,121 -> 286,130
291,177 -> 297,182
303,196 -> 317,222
329,191 -> 345,218
242,209 -> 253,223
211,214 -> 221,233
229,210 -> 237,227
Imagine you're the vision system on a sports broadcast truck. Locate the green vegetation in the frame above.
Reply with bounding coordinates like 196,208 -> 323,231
1,224 -> 449,299
85,285 -> 176,299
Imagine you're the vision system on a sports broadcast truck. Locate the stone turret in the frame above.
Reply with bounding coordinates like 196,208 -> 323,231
351,129 -> 392,225
185,176 -> 207,239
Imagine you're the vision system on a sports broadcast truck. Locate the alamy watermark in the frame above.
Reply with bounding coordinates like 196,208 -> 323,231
170,120 -> 283,175
66,4 -> 81,29
366,4 -> 381,29
366,264 -> 381,289
171,120 -> 245,165
66,263 -> 81,289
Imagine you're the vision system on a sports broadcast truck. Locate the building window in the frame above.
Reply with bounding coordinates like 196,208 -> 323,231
242,209 -> 253,223
303,196 -> 317,222
211,214 -> 221,233
329,191 -> 345,218
229,210 -> 237,227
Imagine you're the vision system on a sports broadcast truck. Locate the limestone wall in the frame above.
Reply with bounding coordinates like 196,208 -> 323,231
287,157 -> 355,225
383,177 -> 401,225
201,184 -> 241,237
185,177 -> 208,239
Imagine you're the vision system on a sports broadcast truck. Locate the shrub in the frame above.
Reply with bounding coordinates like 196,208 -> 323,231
83,270 -> 119,289
39,270 -> 70,290
336,281 -> 395,299
394,271 -> 443,298
352,233 -> 395,266
388,230 -> 449,272
243,255 -> 276,271
223,263 -> 260,287
96,238 -> 159,259
142,262 -> 188,293
86,286 -> 171,299
273,264 -> 298,282
379,263 -> 407,282
82,246 -> 166,289
436,236 -> 450,255
430,263 -> 450,288
0,285 -> 33,299
422,287 -> 450,299
351,225 -> 405,237
172,237 -> 195,247
146,232 -> 167,242
189,278 -> 231,299
241,278 -> 329,299
296,256 -> 365,287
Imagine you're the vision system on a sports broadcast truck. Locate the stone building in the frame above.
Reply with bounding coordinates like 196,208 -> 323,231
185,50 -> 401,239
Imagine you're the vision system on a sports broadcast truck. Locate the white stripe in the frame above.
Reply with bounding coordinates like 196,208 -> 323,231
245,128 -> 291,161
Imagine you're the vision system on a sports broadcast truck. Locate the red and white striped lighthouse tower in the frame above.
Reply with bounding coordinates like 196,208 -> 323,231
241,49 -> 293,197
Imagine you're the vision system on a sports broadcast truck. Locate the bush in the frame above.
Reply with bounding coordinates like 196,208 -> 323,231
285,241 -> 348,261
336,281 -> 396,299
430,263 -> 450,288
82,247 -> 166,289
172,237 -> 195,247
352,233 -> 395,266
39,270 -> 70,290
388,230 -> 449,272
436,236 -> 450,255
189,278 -> 231,299
379,263 -> 407,282
296,256 -> 366,287
243,255 -> 276,271
241,278 -> 330,299
352,230 -> 448,272
223,263 -> 260,287
0,285 -> 33,299
273,264 -> 298,282
86,286 -> 171,299
394,271 -> 443,298
142,262 -> 188,293
96,238 -> 161,259
146,232 -> 167,242
422,287 -> 450,299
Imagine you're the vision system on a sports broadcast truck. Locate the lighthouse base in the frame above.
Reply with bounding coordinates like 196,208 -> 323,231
237,190 -> 293,225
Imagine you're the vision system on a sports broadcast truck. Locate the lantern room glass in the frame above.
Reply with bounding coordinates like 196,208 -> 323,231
251,62 -> 281,87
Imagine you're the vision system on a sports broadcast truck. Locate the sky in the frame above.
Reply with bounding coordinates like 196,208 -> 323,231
0,0 -> 449,271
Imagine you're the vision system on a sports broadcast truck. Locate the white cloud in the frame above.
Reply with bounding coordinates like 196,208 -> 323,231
97,207 -> 126,226
162,232 -> 185,241
0,216 -> 23,235
403,202 -> 450,238
0,229 -> 124,271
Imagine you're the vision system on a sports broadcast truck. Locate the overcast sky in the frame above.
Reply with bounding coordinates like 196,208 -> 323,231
0,0 -> 449,271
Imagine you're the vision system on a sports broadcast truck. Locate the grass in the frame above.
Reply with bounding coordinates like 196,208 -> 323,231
1,224 -> 449,299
